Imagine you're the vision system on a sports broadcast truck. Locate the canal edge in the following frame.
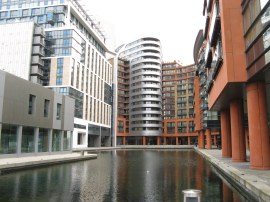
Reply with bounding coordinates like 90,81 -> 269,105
195,148 -> 270,202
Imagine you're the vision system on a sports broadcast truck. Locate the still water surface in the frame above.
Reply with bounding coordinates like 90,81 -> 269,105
0,150 -> 247,202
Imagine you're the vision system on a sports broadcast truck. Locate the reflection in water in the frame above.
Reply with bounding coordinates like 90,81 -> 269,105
0,150 -> 248,202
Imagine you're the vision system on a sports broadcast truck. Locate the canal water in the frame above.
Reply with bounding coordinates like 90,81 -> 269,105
0,150 -> 248,202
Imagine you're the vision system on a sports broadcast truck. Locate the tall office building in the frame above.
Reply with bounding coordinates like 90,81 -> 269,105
0,0 -> 113,148
162,61 -> 197,145
115,37 -> 163,145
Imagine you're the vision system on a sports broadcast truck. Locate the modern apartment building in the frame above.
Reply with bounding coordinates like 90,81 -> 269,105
196,0 -> 270,170
193,30 -> 221,149
162,61 -> 197,145
0,70 -> 74,157
0,0 -> 113,148
114,37 -> 163,145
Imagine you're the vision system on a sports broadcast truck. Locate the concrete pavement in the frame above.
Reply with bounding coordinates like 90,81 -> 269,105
0,152 -> 97,174
196,148 -> 270,202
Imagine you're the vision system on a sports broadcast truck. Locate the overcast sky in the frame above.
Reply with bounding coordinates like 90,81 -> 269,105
83,0 -> 204,65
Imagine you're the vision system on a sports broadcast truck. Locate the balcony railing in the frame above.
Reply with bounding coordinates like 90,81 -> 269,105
209,1 -> 221,47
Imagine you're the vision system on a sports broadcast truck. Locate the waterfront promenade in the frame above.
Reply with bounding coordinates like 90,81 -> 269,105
197,148 -> 270,202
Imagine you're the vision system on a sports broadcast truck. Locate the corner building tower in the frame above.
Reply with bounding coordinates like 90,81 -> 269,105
117,37 -> 162,144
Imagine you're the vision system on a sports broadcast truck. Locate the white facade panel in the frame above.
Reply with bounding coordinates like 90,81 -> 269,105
0,22 -> 34,80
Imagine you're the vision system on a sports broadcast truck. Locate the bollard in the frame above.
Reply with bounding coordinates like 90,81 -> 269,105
182,189 -> 201,202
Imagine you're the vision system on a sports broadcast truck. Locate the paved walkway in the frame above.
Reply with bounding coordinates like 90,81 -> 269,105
0,153 -> 97,174
196,148 -> 270,202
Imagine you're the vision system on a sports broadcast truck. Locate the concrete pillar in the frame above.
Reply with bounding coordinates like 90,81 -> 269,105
188,136 -> 191,145
34,128 -> 39,153
213,135 -> 217,145
176,137 -> 179,145
206,129 -> 211,149
221,109 -> 232,157
123,136 -> 126,145
17,125 -> 22,155
247,81 -> 270,169
198,130 -> 205,149
230,100 -> 246,162
163,137 -> 166,145
48,129 -> 52,153
60,131 -> 64,151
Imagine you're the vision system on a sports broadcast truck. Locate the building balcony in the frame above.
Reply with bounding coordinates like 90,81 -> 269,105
31,56 -> 44,66
32,46 -> 45,56
47,11 -> 56,25
209,1 -> 221,47
31,66 -> 44,77
200,103 -> 208,111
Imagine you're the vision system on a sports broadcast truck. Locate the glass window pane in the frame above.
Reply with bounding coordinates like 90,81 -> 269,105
21,127 -> 35,153
0,124 -> 17,154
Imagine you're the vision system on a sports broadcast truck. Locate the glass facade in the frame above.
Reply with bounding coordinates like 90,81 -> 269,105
63,131 -> 71,151
243,1 -> 270,78
38,128 -> 49,152
52,130 -> 61,151
21,126 -> 35,153
0,124 -> 17,154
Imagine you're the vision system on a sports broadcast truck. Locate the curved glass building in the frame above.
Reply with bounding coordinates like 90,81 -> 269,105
117,37 -> 163,140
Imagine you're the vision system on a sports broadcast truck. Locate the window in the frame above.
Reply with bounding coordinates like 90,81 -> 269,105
28,94 -> 36,115
22,9 -> 29,16
10,10 -> 18,17
56,77 -> 62,85
38,128 -> 49,152
56,103 -> 61,120
0,124 -> 17,154
44,99 -> 50,117
21,127 -> 35,153
77,133 -> 84,145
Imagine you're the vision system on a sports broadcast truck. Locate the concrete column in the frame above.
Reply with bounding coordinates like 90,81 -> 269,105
230,100 -> 246,162
221,109 -> 232,157
247,81 -> 270,169
60,131 -> 64,151
206,129 -> 212,149
34,128 -> 39,153
188,136 -> 191,145
198,130 -> 205,149
48,129 -> 52,153
163,137 -> 166,145
123,136 -> 126,145
176,137 -> 179,145
17,125 -> 22,155
213,135 -> 217,145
